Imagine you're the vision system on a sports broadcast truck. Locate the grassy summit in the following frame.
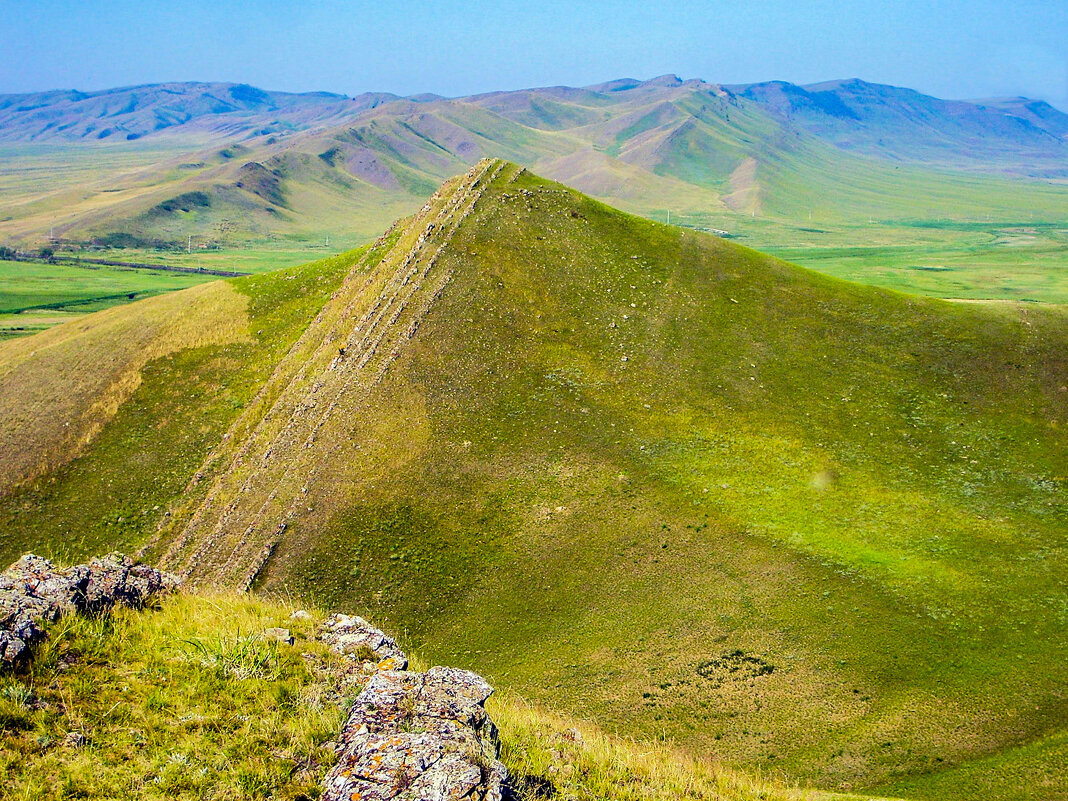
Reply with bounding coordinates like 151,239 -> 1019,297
3,161 -> 1067,798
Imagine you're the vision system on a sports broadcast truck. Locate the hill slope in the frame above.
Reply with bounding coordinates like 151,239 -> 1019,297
5,162 -> 1068,798
0,585 -> 851,801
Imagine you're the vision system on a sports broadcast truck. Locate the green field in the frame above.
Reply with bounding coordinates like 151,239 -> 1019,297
85,241 -> 362,274
0,259 -> 213,339
762,223 -> 1068,303
0,242 -> 359,339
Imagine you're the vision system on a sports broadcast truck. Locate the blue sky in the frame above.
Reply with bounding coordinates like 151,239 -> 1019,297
1,0 -> 1066,108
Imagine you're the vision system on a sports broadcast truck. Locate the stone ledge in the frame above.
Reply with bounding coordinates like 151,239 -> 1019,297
0,553 -> 179,665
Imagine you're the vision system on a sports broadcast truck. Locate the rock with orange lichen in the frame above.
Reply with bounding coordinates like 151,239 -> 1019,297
321,613 -> 409,669
321,666 -> 506,801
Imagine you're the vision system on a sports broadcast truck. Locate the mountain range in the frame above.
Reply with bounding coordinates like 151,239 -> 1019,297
2,76 -> 1066,248
5,76 -> 1067,172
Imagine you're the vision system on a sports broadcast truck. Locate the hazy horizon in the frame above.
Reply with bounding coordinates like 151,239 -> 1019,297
4,72 -> 1067,113
2,0 -> 1065,110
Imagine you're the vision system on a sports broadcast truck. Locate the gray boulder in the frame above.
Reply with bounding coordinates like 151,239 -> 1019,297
321,666 -> 507,801
0,553 -> 179,665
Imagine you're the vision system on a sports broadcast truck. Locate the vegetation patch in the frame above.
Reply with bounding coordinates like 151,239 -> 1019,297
151,190 -> 211,215
696,651 -> 775,688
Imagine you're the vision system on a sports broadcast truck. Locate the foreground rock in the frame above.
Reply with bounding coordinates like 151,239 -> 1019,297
0,553 -> 178,664
322,668 -> 507,801
319,620 -> 506,801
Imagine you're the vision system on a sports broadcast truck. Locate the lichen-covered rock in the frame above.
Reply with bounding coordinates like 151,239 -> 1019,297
322,666 -> 507,801
0,553 -> 179,665
83,552 -> 178,610
320,613 -> 408,669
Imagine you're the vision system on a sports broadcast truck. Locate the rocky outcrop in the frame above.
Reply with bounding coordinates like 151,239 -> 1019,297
320,618 -> 507,801
160,160 -> 516,592
0,553 -> 178,664
320,612 -> 409,669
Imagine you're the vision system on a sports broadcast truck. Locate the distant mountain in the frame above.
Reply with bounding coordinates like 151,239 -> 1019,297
0,82 -> 400,141
3,75 -> 1065,175
1,75 -> 1066,247
730,77 -> 1068,175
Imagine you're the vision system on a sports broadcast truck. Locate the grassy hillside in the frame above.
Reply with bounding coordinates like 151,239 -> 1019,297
0,279 -> 250,494
6,162 -> 1068,797
0,246 -> 367,564
0,589 -> 841,801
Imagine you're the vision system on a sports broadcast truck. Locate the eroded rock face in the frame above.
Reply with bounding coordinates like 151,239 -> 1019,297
321,613 -> 409,670
0,553 -> 179,664
322,666 -> 507,801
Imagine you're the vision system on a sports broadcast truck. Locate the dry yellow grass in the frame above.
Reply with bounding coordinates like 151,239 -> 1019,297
0,281 -> 250,494
724,157 -> 761,215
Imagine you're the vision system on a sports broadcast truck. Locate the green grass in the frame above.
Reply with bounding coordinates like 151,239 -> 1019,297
0,592 -> 348,800
0,258 -> 207,313
5,162 -> 1068,798
0,248 -> 361,564
762,225 -> 1068,303
0,309 -> 88,340
492,692 -> 861,801
86,243 -> 363,274
0,241 -> 370,339
876,727 -> 1068,801
0,590 -> 857,801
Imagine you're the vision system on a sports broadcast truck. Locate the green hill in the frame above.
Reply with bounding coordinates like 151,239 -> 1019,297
3,162 -> 1067,798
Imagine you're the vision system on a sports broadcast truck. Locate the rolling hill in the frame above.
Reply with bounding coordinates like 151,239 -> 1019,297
2,76 -> 1066,256
3,161 -> 1066,799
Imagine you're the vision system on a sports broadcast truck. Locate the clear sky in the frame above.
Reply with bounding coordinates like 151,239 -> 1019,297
2,0 -> 1066,108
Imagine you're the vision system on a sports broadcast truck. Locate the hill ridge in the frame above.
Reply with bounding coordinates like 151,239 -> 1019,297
159,159 -> 518,587
5,162 -> 1068,797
